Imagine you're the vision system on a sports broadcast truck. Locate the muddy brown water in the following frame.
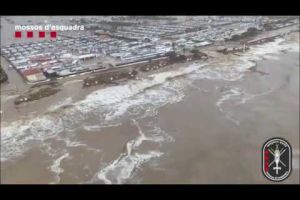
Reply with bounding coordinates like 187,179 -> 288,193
137,52 -> 299,184
1,51 -> 299,184
1,16 -> 299,184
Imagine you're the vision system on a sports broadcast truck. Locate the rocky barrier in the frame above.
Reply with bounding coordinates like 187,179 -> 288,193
0,67 -> 8,83
14,82 -> 61,105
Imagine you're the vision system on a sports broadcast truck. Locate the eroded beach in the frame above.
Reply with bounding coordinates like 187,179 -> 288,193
1,15 -> 299,184
1,31 -> 299,183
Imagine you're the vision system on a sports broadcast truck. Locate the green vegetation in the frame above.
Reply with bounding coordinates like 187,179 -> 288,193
0,66 -> 8,83
191,48 -> 199,54
14,85 -> 61,105
229,27 -> 261,41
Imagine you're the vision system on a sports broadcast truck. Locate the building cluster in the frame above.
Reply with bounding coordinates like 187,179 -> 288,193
1,33 -> 174,82
1,16 -> 298,83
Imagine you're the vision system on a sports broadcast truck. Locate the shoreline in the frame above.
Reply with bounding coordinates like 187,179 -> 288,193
127,51 -> 299,184
1,34 -> 299,184
1,30 -> 299,124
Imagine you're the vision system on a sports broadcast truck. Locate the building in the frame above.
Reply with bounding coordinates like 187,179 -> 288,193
21,68 -> 47,82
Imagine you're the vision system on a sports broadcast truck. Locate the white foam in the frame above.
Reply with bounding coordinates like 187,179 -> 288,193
80,63 -> 206,107
237,88 -> 276,105
245,38 -> 299,61
216,86 -> 278,126
262,55 -> 280,60
82,123 -> 121,132
49,152 -> 70,184
216,87 -> 242,110
1,116 -> 64,161
48,97 -> 73,112
1,63 -> 190,161
191,38 -> 298,83
1,36 -> 298,183
97,151 -> 163,184
95,119 -> 170,184
190,59 -> 253,82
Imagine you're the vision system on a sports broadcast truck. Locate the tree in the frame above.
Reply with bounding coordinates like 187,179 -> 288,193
247,27 -> 258,35
172,42 -> 175,50
191,48 -> 199,54
0,67 -> 8,83
231,34 -> 240,41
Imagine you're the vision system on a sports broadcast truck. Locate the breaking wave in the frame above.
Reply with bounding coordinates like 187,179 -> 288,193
49,152 -> 70,184
92,119 -> 172,184
1,35 -> 298,183
215,86 -> 277,126
48,97 -> 73,112
0,62 -> 206,162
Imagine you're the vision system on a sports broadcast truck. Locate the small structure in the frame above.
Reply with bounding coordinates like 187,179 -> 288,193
44,69 -> 58,78
21,68 -> 47,82
78,54 -> 96,61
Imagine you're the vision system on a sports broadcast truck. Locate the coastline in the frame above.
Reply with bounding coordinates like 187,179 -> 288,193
1,49 -> 298,184
141,51 -> 299,184
0,26 -> 299,183
1,30 -> 298,123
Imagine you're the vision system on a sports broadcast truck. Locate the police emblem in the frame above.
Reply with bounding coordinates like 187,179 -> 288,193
262,138 -> 292,182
